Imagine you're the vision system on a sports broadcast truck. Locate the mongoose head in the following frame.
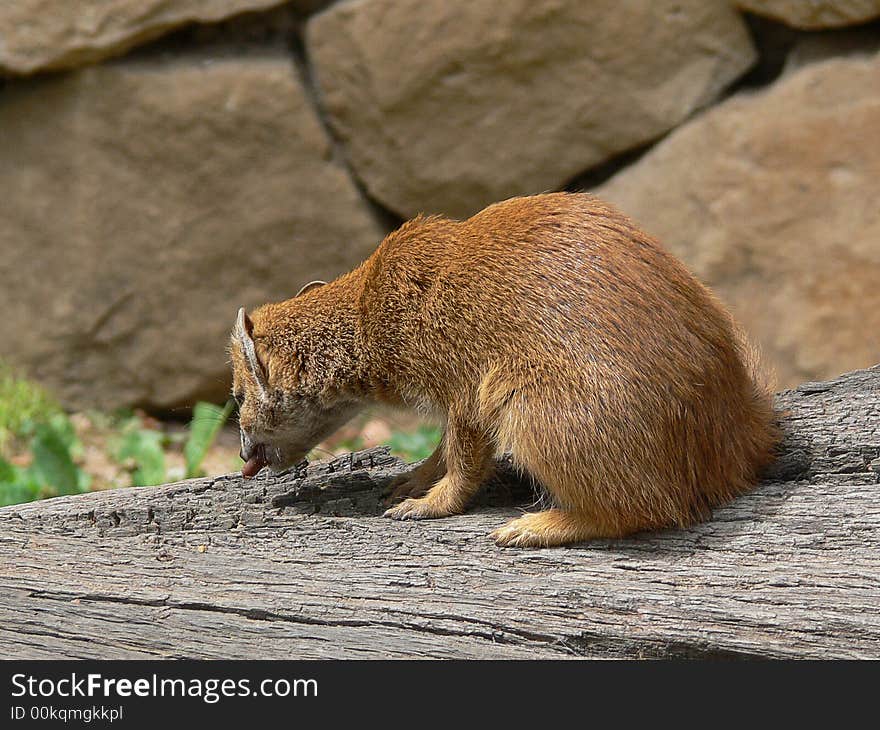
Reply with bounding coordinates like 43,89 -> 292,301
230,302 -> 359,478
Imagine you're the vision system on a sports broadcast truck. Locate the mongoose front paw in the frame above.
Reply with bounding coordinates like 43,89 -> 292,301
491,509 -> 601,548
491,518 -> 547,548
383,496 -> 454,520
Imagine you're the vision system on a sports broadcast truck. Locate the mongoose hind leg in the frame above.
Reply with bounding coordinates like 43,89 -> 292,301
384,415 -> 492,521
384,438 -> 446,505
491,508 -> 612,548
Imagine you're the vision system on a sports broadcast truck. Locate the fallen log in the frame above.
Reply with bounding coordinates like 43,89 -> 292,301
1,366 -> 878,659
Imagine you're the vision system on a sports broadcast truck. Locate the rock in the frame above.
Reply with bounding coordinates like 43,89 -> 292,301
0,1 -> 302,74
785,24 -> 880,69
735,1 -> 880,29
0,52 -> 383,411
596,53 -> 880,388
306,0 -> 756,219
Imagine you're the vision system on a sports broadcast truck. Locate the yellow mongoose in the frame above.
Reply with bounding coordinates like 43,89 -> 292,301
230,193 -> 778,547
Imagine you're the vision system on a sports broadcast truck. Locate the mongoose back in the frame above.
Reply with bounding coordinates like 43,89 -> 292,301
230,192 -> 778,547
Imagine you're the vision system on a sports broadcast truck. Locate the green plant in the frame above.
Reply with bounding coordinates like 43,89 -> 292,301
112,400 -> 234,485
0,364 -> 90,506
387,424 -> 442,462
0,360 -> 236,503
0,414 -> 90,507
184,400 -> 234,478
113,419 -> 167,486
0,362 -> 63,453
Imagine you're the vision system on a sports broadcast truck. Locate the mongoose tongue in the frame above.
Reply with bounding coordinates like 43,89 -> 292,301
241,446 -> 267,479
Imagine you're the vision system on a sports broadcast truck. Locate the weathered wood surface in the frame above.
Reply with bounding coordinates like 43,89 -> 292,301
1,366 -> 878,659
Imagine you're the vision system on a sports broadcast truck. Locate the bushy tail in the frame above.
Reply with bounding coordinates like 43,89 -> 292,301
732,321 -> 781,478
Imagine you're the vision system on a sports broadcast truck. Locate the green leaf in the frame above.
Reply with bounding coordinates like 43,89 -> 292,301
0,456 -> 47,506
387,425 -> 443,462
47,412 -> 78,450
0,361 -> 63,440
184,401 -> 234,479
0,456 -> 16,484
77,468 -> 92,492
0,480 -> 40,507
115,427 -> 166,486
29,423 -> 81,495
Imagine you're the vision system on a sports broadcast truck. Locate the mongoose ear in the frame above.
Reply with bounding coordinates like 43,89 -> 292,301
295,280 -> 326,297
235,307 -> 269,393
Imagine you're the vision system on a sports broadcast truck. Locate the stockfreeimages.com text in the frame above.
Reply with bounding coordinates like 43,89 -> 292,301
11,673 -> 317,704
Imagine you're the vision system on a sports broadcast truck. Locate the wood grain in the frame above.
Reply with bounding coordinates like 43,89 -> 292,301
1,366 -> 878,659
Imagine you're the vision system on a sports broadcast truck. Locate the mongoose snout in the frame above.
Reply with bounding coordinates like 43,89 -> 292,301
240,442 -> 268,479
229,192 -> 779,547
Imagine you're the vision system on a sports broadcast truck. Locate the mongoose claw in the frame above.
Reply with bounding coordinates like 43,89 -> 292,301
383,496 -> 450,521
491,521 -> 544,548
491,510 -> 599,548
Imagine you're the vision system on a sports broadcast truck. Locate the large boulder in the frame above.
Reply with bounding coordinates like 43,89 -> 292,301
0,52 -> 383,411
307,0 -> 756,219
597,52 -> 880,388
0,1 -> 301,74
736,1 -> 880,29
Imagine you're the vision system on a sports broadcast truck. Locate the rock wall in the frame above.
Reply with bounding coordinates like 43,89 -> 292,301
597,52 -> 880,387
307,0 -> 756,219
735,1 -> 880,29
0,0 -> 877,409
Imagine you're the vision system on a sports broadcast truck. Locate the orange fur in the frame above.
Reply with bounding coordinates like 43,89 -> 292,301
230,193 -> 779,547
